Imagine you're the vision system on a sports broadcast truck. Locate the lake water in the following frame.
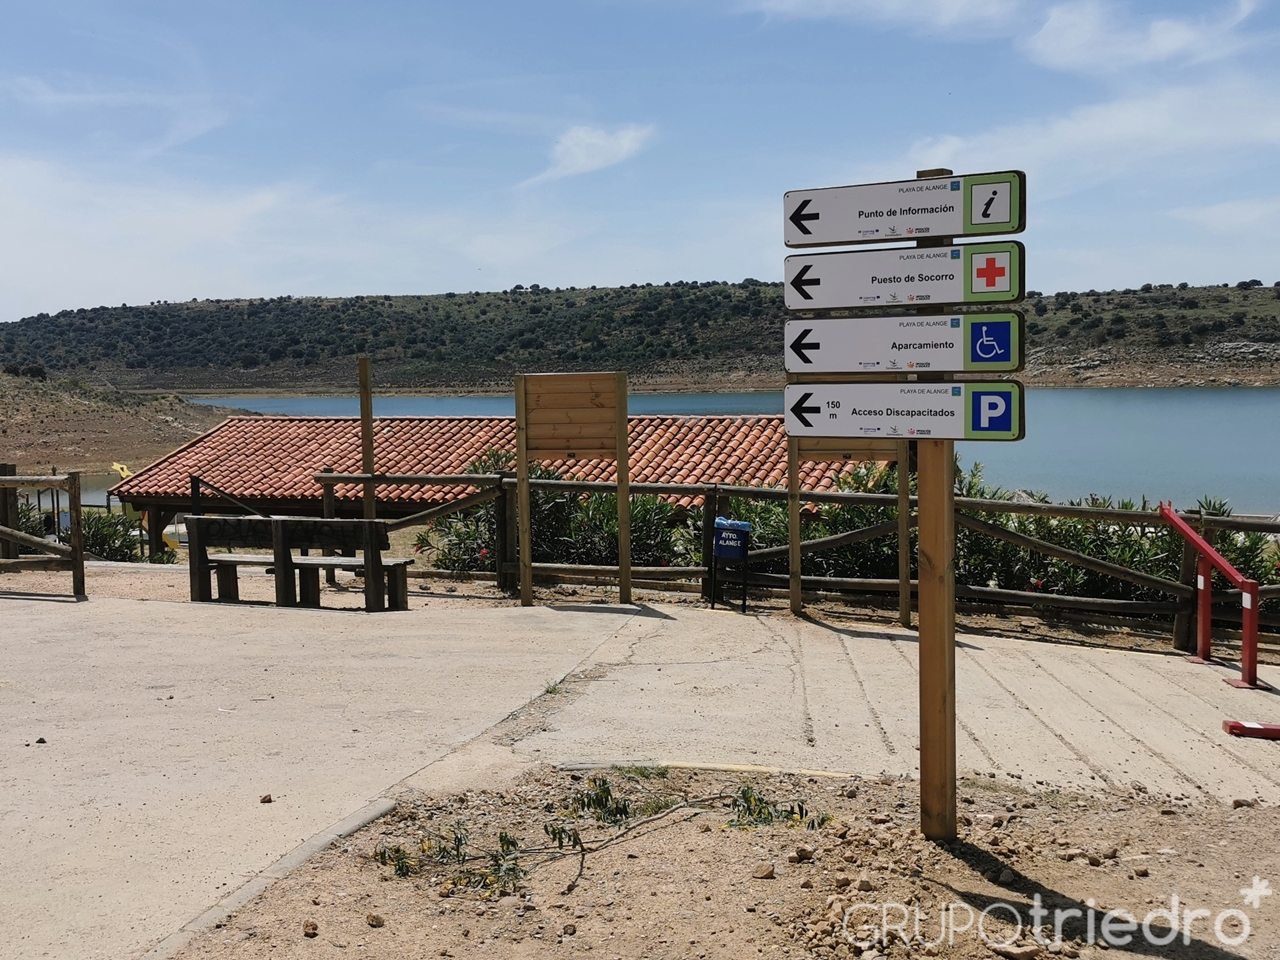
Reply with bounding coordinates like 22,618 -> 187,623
190,388 -> 1280,515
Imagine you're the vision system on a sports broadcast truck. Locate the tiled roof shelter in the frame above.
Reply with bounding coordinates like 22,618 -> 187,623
111,415 -> 876,517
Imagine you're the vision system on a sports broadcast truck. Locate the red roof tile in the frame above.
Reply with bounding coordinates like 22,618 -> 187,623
111,416 -> 879,509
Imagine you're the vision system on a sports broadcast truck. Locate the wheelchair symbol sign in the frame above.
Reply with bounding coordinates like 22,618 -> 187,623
970,320 -> 1011,365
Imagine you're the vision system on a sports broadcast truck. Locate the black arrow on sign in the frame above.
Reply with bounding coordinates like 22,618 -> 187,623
790,263 -> 821,301
789,327 -> 821,365
790,391 -> 821,428
789,198 -> 820,235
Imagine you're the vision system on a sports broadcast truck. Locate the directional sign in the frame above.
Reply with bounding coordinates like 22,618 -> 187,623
784,241 -> 1024,311
785,313 -> 1023,374
784,171 -> 1025,248
784,382 -> 1024,441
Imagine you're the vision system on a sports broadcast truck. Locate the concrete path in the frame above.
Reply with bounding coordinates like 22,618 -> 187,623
3,596 -> 1279,960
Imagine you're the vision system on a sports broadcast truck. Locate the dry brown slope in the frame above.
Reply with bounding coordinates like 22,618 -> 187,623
0,373 -> 244,474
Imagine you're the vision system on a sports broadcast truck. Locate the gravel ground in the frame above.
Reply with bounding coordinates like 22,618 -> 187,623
172,765 -> 1279,960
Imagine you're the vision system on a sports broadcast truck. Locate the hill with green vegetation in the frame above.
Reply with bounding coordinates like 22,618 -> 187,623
2,278 -> 1279,392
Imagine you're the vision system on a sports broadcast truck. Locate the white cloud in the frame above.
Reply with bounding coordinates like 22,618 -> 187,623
522,124 -> 655,186
0,76 -> 230,153
1024,0 -> 1258,74
1172,196 -> 1280,233
743,0 -> 1021,28
905,78 -> 1280,197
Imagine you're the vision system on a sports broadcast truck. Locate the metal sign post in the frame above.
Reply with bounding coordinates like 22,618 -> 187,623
514,372 -> 631,607
780,166 -> 1027,844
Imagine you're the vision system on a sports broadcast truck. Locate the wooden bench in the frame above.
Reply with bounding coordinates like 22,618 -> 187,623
186,516 -> 413,612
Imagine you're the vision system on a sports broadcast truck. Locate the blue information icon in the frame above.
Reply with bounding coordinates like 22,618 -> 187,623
969,320 -> 1011,365
970,390 -> 1013,433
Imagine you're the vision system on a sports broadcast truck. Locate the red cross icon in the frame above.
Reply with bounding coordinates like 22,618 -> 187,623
975,256 -> 1006,288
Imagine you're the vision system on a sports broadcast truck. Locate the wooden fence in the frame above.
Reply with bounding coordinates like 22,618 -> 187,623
314,470 -> 1280,649
0,468 -> 86,597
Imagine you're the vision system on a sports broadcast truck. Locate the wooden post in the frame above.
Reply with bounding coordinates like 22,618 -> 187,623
1172,537 -> 1199,652
321,466 -> 338,585
271,519 -> 296,607
897,440 -> 912,628
146,505 -> 164,558
187,517 -> 212,601
515,374 -> 533,606
502,472 -> 518,593
0,464 -> 15,560
362,520 -> 386,613
616,371 -> 632,605
788,437 -> 802,614
493,471 -> 509,591
917,439 -> 956,842
701,484 -> 717,600
66,472 -> 85,598
358,356 -> 376,521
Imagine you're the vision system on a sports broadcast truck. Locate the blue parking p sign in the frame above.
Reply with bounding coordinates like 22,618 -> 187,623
970,389 -> 1013,434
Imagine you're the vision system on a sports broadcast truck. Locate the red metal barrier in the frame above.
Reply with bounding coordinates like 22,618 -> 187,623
1223,719 -> 1280,740
1160,503 -> 1261,688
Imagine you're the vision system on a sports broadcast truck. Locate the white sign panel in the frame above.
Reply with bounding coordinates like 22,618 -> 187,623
784,170 -> 1025,248
784,242 -> 1024,311
784,382 -> 1024,442
784,314 -> 1023,374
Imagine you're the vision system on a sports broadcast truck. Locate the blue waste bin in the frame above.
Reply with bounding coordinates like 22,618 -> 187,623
711,517 -> 752,612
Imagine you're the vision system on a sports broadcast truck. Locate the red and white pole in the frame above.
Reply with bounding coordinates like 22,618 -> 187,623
1230,580 -> 1260,689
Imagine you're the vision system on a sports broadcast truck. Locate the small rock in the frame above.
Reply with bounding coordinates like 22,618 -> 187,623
1159,808 -> 1176,816
35,737 -> 46,744
1131,781 -> 1148,793
1102,847 -> 1118,860
1233,798 -> 1256,809
833,824 -> 850,839
562,923 -> 577,936
366,913 -> 384,928
795,846 -> 816,862
302,920 -> 319,938
991,944 -> 1041,959
259,794 -> 273,804
833,875 -> 852,889
870,814 -> 891,824
700,823 -> 712,832
1087,854 -> 1102,867
856,874 -> 875,892
799,878 -> 813,889
1134,866 -> 1149,877
311,897 -> 320,905
999,868 -> 1016,884
752,862 -> 776,880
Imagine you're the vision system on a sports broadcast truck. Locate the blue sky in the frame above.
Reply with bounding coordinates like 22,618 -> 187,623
1,0 -> 1278,319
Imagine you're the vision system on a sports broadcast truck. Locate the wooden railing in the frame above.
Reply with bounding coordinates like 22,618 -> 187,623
0,469 -> 85,598
314,470 -> 1280,648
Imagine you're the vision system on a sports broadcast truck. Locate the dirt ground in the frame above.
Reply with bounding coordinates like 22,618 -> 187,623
0,372 -> 240,474
170,764 -> 1279,960
6,564 -> 1276,670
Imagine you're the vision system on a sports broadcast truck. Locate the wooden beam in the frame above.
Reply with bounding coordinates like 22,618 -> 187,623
0,523 -> 73,556
748,518 -> 907,562
0,476 -> 72,490
525,421 -> 618,441
527,406 -> 617,425
954,513 -> 1192,598
385,487 -> 502,531
358,355 -> 376,520
0,464 -> 15,561
917,438 -> 956,842
0,557 -> 74,572
313,473 -> 501,486
527,391 -> 616,410
796,436 -> 902,460
616,371 -> 631,606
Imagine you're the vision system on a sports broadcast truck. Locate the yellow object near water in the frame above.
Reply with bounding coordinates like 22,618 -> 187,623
111,462 -> 134,480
